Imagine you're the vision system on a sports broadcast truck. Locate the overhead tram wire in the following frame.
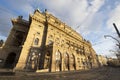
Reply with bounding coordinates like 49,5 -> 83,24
32,0 -> 41,11
93,32 -> 119,46
92,38 -> 113,46
0,23 -> 10,26
92,41 -> 106,46
72,7 -> 113,46
0,7 -> 16,15
74,6 -> 97,31
0,7 -> 9,13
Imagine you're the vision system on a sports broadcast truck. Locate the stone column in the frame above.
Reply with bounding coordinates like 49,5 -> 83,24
49,45 -> 56,72
61,48 -> 64,71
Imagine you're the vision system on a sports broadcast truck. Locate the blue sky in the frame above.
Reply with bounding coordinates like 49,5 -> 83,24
0,0 -> 120,58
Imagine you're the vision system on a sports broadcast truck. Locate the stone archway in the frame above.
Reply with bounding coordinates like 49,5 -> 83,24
64,53 -> 69,71
31,52 -> 38,70
70,54 -> 76,70
4,52 -> 16,69
44,51 -> 50,69
55,51 -> 62,71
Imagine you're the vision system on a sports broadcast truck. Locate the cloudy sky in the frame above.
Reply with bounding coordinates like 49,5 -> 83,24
0,0 -> 120,58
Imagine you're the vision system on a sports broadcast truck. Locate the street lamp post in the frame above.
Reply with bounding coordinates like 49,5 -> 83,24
113,23 -> 120,38
104,35 -> 120,49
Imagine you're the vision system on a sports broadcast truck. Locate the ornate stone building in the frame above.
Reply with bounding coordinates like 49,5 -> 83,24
0,9 -> 99,72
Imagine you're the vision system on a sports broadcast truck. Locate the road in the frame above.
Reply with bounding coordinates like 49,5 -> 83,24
0,66 -> 120,80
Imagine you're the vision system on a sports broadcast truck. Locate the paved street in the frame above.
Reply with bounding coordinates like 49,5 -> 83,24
0,66 -> 120,80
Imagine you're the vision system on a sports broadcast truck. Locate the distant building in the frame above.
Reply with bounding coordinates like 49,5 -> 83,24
0,9 -> 99,72
116,54 -> 120,61
0,40 -> 4,47
97,55 -> 107,66
107,57 -> 120,67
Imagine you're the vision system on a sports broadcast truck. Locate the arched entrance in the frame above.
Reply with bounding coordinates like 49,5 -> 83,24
70,54 -> 76,70
4,52 -> 16,68
44,51 -> 50,69
30,52 -> 38,70
64,53 -> 69,71
55,51 -> 62,71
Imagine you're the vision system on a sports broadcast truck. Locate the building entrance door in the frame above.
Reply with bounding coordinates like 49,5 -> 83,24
55,51 -> 62,71
64,53 -> 69,71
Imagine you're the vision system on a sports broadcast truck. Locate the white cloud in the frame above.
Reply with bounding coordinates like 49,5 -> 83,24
0,0 -> 34,40
1,0 -> 119,58
79,11 -> 105,36
107,3 -> 120,32
41,0 -> 105,34
41,0 -> 119,58
6,0 -> 34,18
0,0 -> 105,39
93,36 -> 116,58
0,6 -> 16,40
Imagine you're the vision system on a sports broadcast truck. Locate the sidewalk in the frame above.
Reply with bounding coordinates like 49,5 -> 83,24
0,67 -> 120,80
0,68 -> 15,76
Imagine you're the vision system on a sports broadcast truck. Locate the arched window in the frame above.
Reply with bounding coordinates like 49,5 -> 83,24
70,54 -> 74,64
64,53 -> 69,70
70,54 -> 76,70
64,53 -> 69,64
34,38 -> 39,45
44,51 -> 50,69
55,51 -> 62,71
55,38 -> 60,45
31,52 -> 38,70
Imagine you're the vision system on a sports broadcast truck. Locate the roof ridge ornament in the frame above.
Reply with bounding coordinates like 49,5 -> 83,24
34,8 -> 41,13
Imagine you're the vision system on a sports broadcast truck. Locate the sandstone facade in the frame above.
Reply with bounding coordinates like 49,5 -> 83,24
0,9 -> 99,72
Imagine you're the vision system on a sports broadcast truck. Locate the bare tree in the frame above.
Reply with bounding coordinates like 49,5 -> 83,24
113,36 -> 120,60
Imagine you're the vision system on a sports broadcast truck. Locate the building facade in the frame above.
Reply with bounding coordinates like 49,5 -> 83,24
0,9 -> 99,72
97,55 -> 107,67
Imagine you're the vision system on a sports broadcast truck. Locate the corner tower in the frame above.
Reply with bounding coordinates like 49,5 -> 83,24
0,16 -> 29,68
